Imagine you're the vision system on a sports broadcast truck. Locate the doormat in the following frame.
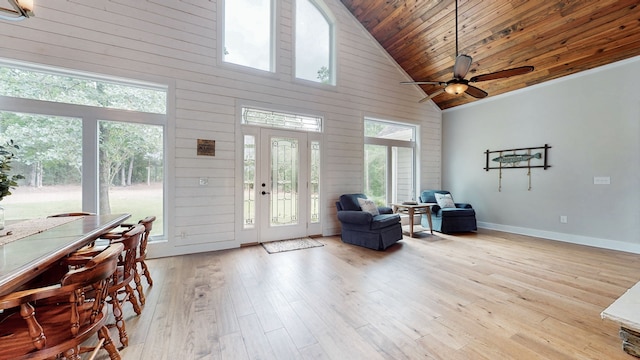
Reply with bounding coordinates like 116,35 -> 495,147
262,237 -> 324,254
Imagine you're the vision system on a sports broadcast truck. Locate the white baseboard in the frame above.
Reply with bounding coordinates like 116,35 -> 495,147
478,222 -> 640,254
148,238 -> 240,259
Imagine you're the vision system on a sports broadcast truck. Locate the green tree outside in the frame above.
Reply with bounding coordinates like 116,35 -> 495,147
0,66 -> 165,231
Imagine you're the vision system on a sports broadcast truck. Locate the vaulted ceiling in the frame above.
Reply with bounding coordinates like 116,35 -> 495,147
339,0 -> 640,109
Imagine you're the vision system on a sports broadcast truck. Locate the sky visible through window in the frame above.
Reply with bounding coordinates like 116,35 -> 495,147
296,0 -> 331,83
224,0 -> 272,71
224,0 -> 331,83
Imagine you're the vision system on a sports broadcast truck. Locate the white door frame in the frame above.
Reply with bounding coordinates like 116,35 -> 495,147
237,125 -> 322,244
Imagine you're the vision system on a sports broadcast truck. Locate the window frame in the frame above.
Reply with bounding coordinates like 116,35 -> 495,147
235,102 -> 324,243
0,60 -> 169,240
364,118 -> 417,205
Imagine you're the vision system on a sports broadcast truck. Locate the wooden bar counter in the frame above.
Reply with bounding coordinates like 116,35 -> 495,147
0,213 -> 130,296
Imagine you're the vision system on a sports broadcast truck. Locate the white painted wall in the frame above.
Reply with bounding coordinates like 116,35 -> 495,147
0,0 -> 441,257
442,56 -> 640,253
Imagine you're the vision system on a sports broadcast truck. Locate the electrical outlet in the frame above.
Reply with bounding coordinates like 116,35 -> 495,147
594,176 -> 610,185
560,216 -> 568,224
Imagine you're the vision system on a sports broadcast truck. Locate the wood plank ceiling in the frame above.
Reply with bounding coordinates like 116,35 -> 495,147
339,0 -> 640,109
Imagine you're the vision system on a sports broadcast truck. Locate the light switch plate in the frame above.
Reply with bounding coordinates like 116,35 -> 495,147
593,176 -> 610,185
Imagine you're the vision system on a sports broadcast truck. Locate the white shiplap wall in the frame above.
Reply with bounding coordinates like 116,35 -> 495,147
0,0 -> 442,257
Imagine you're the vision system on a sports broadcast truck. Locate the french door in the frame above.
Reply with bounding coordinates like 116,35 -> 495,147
258,129 -> 309,242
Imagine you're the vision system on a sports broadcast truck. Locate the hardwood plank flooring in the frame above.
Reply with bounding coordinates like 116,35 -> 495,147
96,229 -> 640,359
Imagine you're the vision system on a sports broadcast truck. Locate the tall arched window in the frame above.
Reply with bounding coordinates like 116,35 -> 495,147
223,0 -> 274,72
295,0 -> 335,84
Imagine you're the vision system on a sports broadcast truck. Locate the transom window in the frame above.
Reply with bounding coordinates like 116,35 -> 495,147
242,107 -> 322,132
295,0 -> 335,84
223,0 -> 274,72
0,66 -> 166,114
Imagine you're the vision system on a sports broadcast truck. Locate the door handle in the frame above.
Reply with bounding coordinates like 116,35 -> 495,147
262,191 -> 271,195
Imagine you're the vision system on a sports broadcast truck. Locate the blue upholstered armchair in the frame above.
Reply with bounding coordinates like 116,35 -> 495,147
419,190 -> 477,234
335,194 -> 403,250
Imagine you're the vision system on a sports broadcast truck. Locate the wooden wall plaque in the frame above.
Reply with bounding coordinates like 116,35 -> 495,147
197,139 -> 215,156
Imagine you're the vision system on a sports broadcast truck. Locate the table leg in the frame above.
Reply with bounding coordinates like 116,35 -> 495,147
408,208 -> 415,237
620,327 -> 640,357
426,207 -> 433,234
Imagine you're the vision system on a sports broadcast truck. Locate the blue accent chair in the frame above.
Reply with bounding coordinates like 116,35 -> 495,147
335,194 -> 403,250
419,190 -> 477,234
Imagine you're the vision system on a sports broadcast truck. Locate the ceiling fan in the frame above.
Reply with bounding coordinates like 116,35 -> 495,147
401,0 -> 534,103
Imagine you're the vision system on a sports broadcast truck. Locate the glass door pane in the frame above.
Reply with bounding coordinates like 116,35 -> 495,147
270,136 -> 299,226
243,135 -> 256,229
310,140 -> 320,223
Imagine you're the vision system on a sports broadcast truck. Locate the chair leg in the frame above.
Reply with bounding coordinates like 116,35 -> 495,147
111,294 -> 128,348
133,269 -> 146,306
99,325 -> 122,360
126,283 -> 142,316
140,260 -> 153,287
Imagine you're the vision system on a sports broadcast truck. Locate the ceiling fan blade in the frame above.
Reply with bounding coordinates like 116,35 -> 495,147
453,55 -> 473,79
401,81 -> 445,85
469,66 -> 534,83
418,88 -> 446,103
465,85 -> 488,99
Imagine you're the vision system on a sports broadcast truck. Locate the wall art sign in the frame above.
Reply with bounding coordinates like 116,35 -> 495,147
197,139 -> 215,156
484,144 -> 551,191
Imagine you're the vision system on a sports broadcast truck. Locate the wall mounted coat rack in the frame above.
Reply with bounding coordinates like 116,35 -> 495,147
484,144 -> 551,191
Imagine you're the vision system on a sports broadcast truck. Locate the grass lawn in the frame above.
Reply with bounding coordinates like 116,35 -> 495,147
2,184 -> 164,237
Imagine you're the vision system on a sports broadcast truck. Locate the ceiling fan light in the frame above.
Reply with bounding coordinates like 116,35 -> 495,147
0,0 -> 34,20
17,0 -> 33,12
445,83 -> 468,95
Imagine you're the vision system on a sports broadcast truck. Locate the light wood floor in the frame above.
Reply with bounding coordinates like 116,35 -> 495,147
97,229 -> 640,359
